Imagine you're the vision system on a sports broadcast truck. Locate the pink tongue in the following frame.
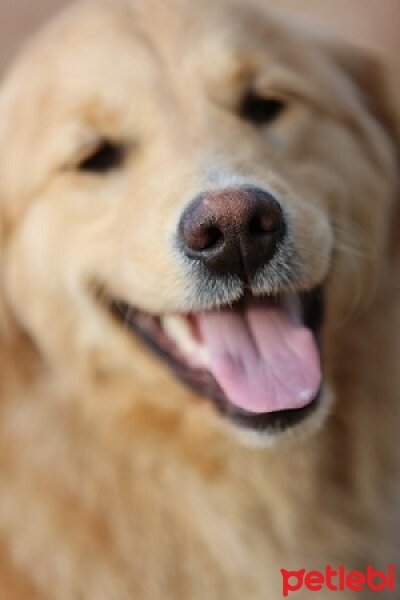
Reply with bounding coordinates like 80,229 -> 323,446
197,301 -> 321,414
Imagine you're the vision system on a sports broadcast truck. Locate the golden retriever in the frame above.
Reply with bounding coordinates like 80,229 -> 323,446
0,0 -> 399,598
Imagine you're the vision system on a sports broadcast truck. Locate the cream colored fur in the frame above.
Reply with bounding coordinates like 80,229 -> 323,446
0,0 -> 399,598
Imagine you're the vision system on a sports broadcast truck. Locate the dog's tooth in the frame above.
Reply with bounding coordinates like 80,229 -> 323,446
162,315 -> 209,367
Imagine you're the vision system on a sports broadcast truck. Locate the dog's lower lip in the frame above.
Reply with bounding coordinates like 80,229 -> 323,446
109,288 -> 324,432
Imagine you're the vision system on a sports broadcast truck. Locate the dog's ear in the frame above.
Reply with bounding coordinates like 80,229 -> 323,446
0,213 -> 11,337
0,199 -> 16,339
320,38 -> 400,257
324,40 -> 400,146
0,218 -> 9,338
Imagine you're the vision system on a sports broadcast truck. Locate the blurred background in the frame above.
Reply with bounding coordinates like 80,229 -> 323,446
0,0 -> 399,76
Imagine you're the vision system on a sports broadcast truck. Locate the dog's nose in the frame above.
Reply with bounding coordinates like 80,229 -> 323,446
178,186 -> 285,276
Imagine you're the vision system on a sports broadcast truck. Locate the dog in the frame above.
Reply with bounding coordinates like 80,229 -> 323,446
0,0 -> 399,598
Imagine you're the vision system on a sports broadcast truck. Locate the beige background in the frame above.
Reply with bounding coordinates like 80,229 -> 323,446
0,0 -> 399,74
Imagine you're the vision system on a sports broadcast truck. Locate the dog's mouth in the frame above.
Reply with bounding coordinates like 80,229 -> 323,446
109,287 -> 324,433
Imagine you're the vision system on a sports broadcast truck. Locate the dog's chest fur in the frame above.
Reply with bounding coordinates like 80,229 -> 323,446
1,296 -> 400,600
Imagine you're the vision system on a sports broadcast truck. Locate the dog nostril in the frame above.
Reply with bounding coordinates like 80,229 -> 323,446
201,226 -> 224,250
249,209 -> 282,235
183,224 -> 223,252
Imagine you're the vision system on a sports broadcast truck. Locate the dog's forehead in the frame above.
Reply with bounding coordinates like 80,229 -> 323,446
0,0 -> 287,126
27,0 -> 283,83
0,0 -> 360,179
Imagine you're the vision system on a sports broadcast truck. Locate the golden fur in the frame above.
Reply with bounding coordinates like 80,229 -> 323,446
0,0 -> 399,598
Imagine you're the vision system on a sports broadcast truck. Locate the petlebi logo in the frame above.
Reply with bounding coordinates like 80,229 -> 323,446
281,565 -> 397,597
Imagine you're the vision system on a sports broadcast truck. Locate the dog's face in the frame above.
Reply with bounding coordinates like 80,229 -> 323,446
0,0 -> 397,444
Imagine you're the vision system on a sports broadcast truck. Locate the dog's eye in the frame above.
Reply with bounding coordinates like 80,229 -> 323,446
78,140 -> 124,173
239,93 -> 286,126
